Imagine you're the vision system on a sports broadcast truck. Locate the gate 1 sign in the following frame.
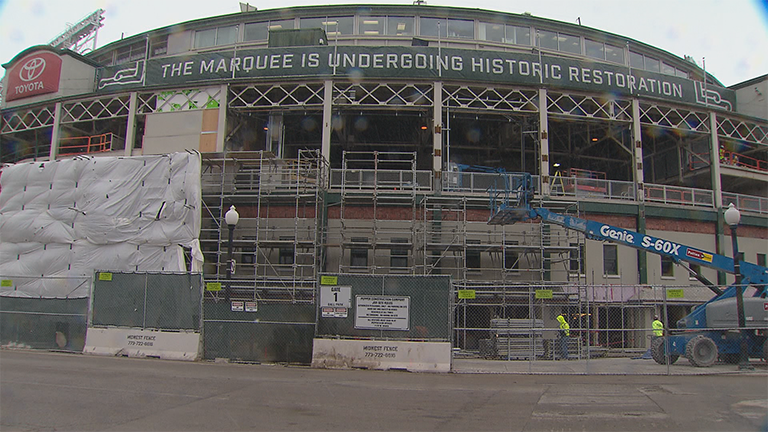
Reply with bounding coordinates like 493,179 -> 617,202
320,285 -> 351,308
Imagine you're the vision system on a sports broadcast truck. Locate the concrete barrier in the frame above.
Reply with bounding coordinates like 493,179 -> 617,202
311,339 -> 451,372
84,328 -> 201,361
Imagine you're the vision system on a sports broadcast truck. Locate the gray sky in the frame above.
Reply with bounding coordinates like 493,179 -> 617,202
1,0 -> 767,87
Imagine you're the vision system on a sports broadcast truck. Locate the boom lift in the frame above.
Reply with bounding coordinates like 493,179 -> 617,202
488,172 -> 768,367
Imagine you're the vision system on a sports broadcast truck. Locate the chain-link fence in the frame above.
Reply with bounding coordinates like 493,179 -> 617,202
91,271 -> 203,330
316,274 -> 452,341
0,276 -> 91,351
452,282 -> 768,374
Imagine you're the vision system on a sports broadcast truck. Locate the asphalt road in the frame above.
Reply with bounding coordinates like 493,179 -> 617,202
1,350 -> 767,432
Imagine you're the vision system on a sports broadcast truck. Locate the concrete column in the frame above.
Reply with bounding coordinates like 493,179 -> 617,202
124,92 -> 137,156
49,102 -> 62,160
538,88 -> 550,196
215,84 -> 228,152
433,81 -> 443,191
321,80 -> 333,165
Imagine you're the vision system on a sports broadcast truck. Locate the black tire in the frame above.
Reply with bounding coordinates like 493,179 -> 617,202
651,337 -> 679,365
719,353 -> 740,364
686,335 -> 718,367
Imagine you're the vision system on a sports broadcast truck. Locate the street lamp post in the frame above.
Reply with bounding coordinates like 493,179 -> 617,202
224,205 -> 239,302
724,203 -> 751,370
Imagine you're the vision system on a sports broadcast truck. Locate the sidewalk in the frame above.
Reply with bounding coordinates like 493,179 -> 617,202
452,356 -> 768,375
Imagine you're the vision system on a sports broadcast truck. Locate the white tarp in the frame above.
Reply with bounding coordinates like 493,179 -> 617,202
0,152 -> 203,298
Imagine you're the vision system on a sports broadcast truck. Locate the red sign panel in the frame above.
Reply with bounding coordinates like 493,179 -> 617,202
5,51 -> 62,101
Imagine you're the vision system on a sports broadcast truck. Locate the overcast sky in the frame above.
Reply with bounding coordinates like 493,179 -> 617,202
1,0 -> 766,87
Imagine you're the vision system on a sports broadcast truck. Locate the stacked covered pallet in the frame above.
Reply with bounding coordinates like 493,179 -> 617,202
491,318 -> 545,360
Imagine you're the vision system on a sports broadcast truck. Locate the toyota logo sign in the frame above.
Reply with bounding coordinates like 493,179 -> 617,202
6,50 -> 62,102
19,57 -> 47,82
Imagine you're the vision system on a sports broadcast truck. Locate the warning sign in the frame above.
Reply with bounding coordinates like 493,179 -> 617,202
355,295 -> 410,331
322,307 -> 348,318
231,301 -> 244,312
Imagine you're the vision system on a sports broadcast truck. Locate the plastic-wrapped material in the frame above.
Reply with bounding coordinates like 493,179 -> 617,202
0,152 -> 202,298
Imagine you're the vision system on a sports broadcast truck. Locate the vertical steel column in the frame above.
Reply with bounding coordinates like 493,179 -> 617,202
538,88 -> 550,196
631,99 -> 645,201
124,92 -> 137,157
709,112 -> 723,209
321,80 -> 333,167
433,81 -> 443,191
49,102 -> 62,160
216,84 -> 228,152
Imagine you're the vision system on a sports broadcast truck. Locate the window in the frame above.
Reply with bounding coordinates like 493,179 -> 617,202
420,17 -> 473,39
479,23 -> 529,45
245,19 -> 295,41
149,36 -> 167,57
504,242 -> 519,271
360,16 -> 385,35
115,41 -> 146,64
387,16 -> 414,36
537,30 -> 558,50
644,56 -> 660,72
605,43 -> 624,64
479,22 -> 504,42
390,238 -> 409,269
570,243 -> 585,274
300,16 -> 353,36
558,32 -> 581,54
603,244 -> 618,275
510,25 -> 530,45
661,256 -> 674,277
194,25 -> 238,49
279,237 -> 294,265
689,263 -> 701,280
585,39 -> 605,60
758,253 -> 767,267
675,69 -> 689,79
629,51 -> 644,69
350,237 -> 368,268
661,62 -> 676,76
466,239 -> 482,269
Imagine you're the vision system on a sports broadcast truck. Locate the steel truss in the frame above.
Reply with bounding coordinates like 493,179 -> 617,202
442,84 -> 538,113
547,92 -> 632,121
1,105 -> 56,133
229,82 -> 325,109
637,101 -> 710,134
61,95 -> 130,123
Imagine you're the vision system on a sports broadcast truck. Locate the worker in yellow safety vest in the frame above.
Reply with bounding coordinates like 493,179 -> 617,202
556,314 -> 570,360
652,315 -> 664,339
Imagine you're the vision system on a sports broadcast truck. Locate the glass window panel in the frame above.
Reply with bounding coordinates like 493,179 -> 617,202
661,62 -> 676,75
629,51 -> 644,69
217,26 -> 238,46
420,17 -> 447,38
661,256 -> 674,277
387,16 -> 413,36
447,18 -> 473,39
194,28 -> 216,48
605,43 -> 624,64
334,16 -> 354,35
300,17 -> 327,30
675,68 -> 688,79
645,56 -> 660,72
558,32 -> 581,54
603,244 -> 618,275
513,25 -> 531,45
585,39 -> 604,60
269,19 -> 294,31
480,22 -> 504,42
244,22 -> 268,41
360,16 -> 385,35
537,29 -> 558,50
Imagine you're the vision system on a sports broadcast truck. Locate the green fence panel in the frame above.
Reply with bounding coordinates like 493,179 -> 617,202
0,297 -> 88,351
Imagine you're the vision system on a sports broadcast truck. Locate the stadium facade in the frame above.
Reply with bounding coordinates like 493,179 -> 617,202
2,4 -> 767,357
